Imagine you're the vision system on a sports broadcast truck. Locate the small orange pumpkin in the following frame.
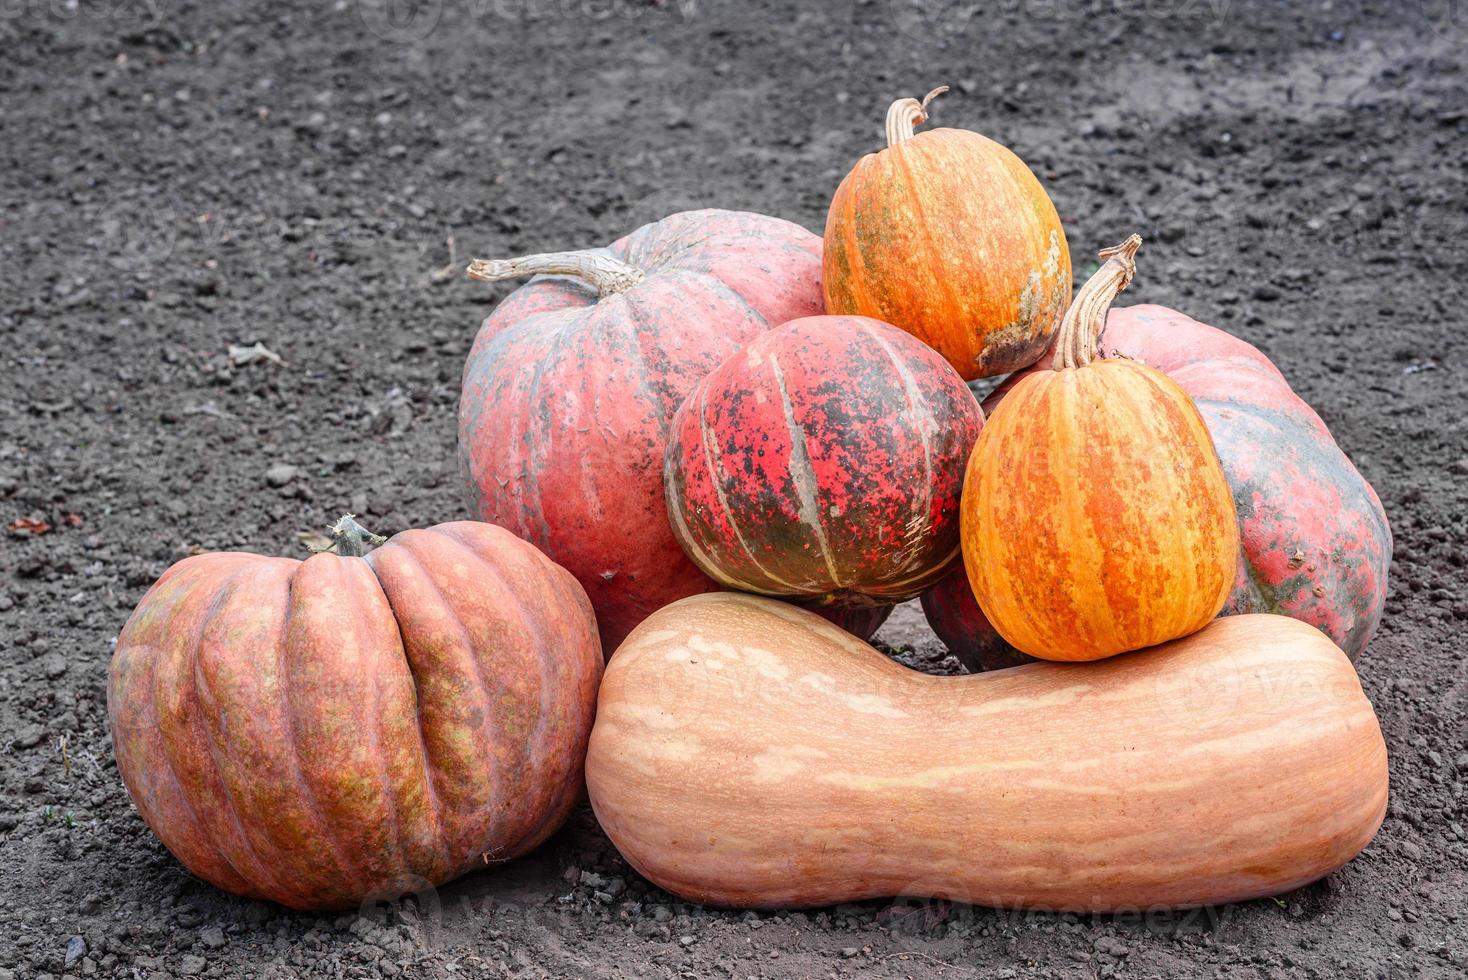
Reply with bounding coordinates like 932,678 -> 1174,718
822,87 -> 1071,380
961,236 -> 1239,661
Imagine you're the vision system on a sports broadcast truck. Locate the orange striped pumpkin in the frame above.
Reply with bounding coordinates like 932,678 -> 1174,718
822,87 -> 1071,380
961,236 -> 1238,661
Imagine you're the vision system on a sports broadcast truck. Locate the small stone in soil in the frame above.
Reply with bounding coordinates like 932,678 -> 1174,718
265,463 -> 299,487
11,725 -> 44,749
65,936 -> 85,967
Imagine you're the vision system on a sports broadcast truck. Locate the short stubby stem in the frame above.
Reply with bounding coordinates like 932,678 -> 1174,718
466,249 -> 645,296
885,86 -> 949,146
1051,235 -> 1143,371
328,514 -> 387,557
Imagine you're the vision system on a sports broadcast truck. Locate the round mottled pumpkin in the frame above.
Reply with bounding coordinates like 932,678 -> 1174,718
952,303 -> 1392,660
108,518 -> 602,911
962,237 -> 1239,661
460,209 -> 824,651
665,315 -> 983,605
823,87 -> 1070,380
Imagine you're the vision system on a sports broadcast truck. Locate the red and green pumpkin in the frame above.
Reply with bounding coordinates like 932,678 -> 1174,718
460,210 -> 824,651
663,315 -> 983,605
928,304 -> 1391,664
921,564 -> 1036,673
108,517 -> 602,911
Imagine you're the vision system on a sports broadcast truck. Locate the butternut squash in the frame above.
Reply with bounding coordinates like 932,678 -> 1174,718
585,593 -> 1387,911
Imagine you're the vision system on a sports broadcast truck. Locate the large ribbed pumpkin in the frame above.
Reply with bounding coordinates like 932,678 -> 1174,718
108,517 -> 602,911
962,237 -> 1238,661
822,87 -> 1070,380
460,210 -> 824,650
586,593 -> 1388,911
664,315 -> 983,605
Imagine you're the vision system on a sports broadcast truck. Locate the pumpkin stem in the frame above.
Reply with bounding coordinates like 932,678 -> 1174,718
1051,235 -> 1143,371
325,514 -> 387,558
466,249 -> 645,296
884,86 -> 948,146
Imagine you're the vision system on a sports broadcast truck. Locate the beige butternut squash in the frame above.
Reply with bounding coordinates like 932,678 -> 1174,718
586,593 -> 1387,911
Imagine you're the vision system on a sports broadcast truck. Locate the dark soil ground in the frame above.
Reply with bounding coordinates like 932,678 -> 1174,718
2,0 -> 1466,977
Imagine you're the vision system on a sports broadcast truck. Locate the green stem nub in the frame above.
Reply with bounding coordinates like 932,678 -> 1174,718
329,514 -> 386,557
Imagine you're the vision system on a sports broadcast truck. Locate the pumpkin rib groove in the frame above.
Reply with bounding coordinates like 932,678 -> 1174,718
159,566 -> 274,899
891,142 -> 967,366
600,294 -> 670,443
435,528 -> 562,862
276,566 -> 370,903
186,566 -> 299,901
1089,366 -> 1157,646
1055,375 -> 1111,652
1129,365 -> 1235,634
357,552 -> 450,873
491,328 -> 555,543
839,162 -> 880,319
471,542 -> 585,864
518,539 -> 601,856
192,565 -> 312,898
357,565 -> 449,876
858,319 -> 935,573
412,522 -> 597,867
212,561 -> 321,899
688,267 -> 775,327
767,350 -> 844,590
317,557 -> 419,886
689,384 -> 797,594
339,559 -> 418,884
384,539 -> 502,857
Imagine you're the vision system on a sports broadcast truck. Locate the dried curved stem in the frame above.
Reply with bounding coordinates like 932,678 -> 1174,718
884,86 -> 949,146
327,514 -> 386,558
466,249 -> 645,296
1051,235 -> 1143,371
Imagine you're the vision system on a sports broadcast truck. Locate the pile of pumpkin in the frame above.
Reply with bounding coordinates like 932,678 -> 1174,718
109,89 -> 1392,915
